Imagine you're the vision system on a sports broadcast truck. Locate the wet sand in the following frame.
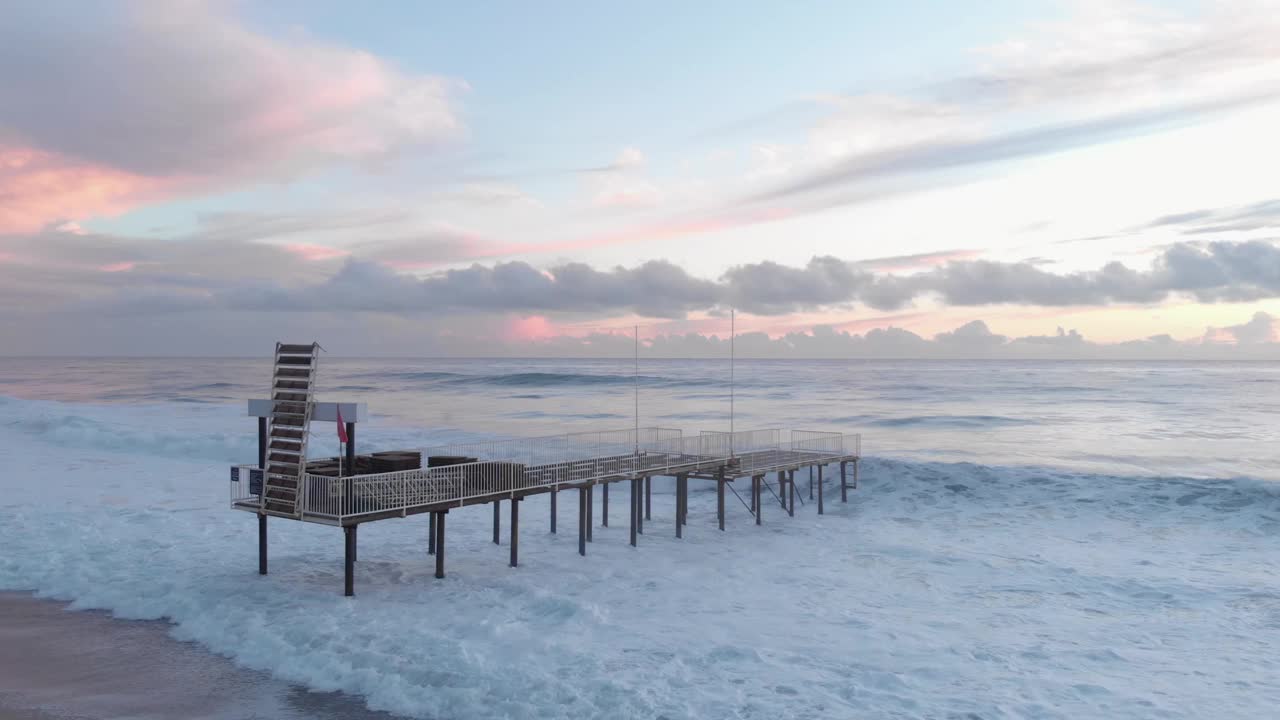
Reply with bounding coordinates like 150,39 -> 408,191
0,592 -> 399,720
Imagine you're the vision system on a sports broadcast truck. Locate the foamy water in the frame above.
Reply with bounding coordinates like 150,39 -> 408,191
0,359 -> 1277,718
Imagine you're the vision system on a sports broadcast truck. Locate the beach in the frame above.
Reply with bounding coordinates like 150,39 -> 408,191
0,592 -> 396,720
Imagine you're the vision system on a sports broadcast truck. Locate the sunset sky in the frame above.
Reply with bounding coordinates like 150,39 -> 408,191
2,0 -> 1280,357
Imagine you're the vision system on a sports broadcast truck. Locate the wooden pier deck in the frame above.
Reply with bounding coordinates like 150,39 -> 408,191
231,424 -> 860,596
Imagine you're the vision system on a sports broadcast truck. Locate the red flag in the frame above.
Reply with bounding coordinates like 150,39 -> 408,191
336,406 -> 348,444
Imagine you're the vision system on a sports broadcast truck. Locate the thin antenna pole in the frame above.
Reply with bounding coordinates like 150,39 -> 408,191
634,324 -> 639,454
730,309 -> 735,458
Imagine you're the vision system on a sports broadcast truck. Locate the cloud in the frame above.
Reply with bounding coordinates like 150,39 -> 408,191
0,146 -> 172,233
0,1 -> 464,230
1204,311 -> 1277,345
6,233 -> 1280,322
1147,198 -> 1280,235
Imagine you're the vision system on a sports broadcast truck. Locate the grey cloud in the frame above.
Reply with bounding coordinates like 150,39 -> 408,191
1146,199 -> 1280,236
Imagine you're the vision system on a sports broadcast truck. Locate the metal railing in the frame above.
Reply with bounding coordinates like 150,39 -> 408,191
231,428 -> 861,523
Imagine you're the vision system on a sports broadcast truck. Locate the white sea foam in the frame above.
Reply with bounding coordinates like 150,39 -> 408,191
1,395 -> 1279,718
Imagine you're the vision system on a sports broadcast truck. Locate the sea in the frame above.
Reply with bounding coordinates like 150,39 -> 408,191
0,357 -> 1278,718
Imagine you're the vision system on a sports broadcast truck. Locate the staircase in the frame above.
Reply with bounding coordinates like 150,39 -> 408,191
260,342 -> 320,518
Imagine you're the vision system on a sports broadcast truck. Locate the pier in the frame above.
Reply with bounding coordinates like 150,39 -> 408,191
229,343 -> 861,595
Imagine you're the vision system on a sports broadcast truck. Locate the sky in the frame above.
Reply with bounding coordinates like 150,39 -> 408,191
2,0 -> 1280,358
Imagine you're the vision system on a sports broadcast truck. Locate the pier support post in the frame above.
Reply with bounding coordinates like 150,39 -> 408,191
550,489 -> 557,533
602,483 -> 609,527
747,474 -> 757,525
630,479 -> 639,547
343,525 -> 356,596
428,512 -> 436,555
510,498 -> 520,568
493,500 -> 500,545
675,474 -> 684,539
809,466 -> 814,500
777,471 -> 786,509
841,461 -> 848,503
818,465 -> 824,515
577,487 -> 587,556
788,470 -> 795,517
637,478 -> 645,535
587,485 -> 594,542
257,417 -> 267,470
645,475 -> 652,521
434,511 -> 447,579
717,472 -> 726,531
853,459 -> 859,489
258,514 -> 268,575
750,474 -> 757,513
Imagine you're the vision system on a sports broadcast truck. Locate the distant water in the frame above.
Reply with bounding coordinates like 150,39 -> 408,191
0,357 -> 1276,479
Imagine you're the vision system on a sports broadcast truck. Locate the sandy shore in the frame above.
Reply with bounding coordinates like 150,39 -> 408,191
0,592 -> 397,720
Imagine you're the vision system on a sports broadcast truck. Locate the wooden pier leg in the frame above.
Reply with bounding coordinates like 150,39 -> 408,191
841,461 -> 848,503
777,471 -> 786,509
717,473 -> 726,531
428,512 -> 436,555
434,511 -> 446,579
645,475 -> 652,521
493,500 -> 501,545
550,489 -> 557,534
258,514 -> 268,575
509,498 -> 520,568
818,465 -> 825,515
578,488 -> 587,557
675,474 -> 684,539
630,479 -> 639,547
747,474 -> 757,525
788,470 -> 795,517
343,526 -> 356,597
637,478 -> 645,535
257,417 -> 267,470
587,485 -> 594,542
602,483 -> 609,527
809,466 -> 814,500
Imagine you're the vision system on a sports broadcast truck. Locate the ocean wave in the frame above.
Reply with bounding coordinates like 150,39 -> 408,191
869,414 -> 1033,428
2,454 -> 1278,718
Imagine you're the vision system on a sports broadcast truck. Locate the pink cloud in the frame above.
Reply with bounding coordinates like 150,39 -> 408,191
98,262 -> 137,273
505,315 -> 558,342
0,146 -> 176,234
285,243 -> 351,261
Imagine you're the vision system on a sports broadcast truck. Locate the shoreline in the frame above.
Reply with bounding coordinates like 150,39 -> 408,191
0,592 -> 396,720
